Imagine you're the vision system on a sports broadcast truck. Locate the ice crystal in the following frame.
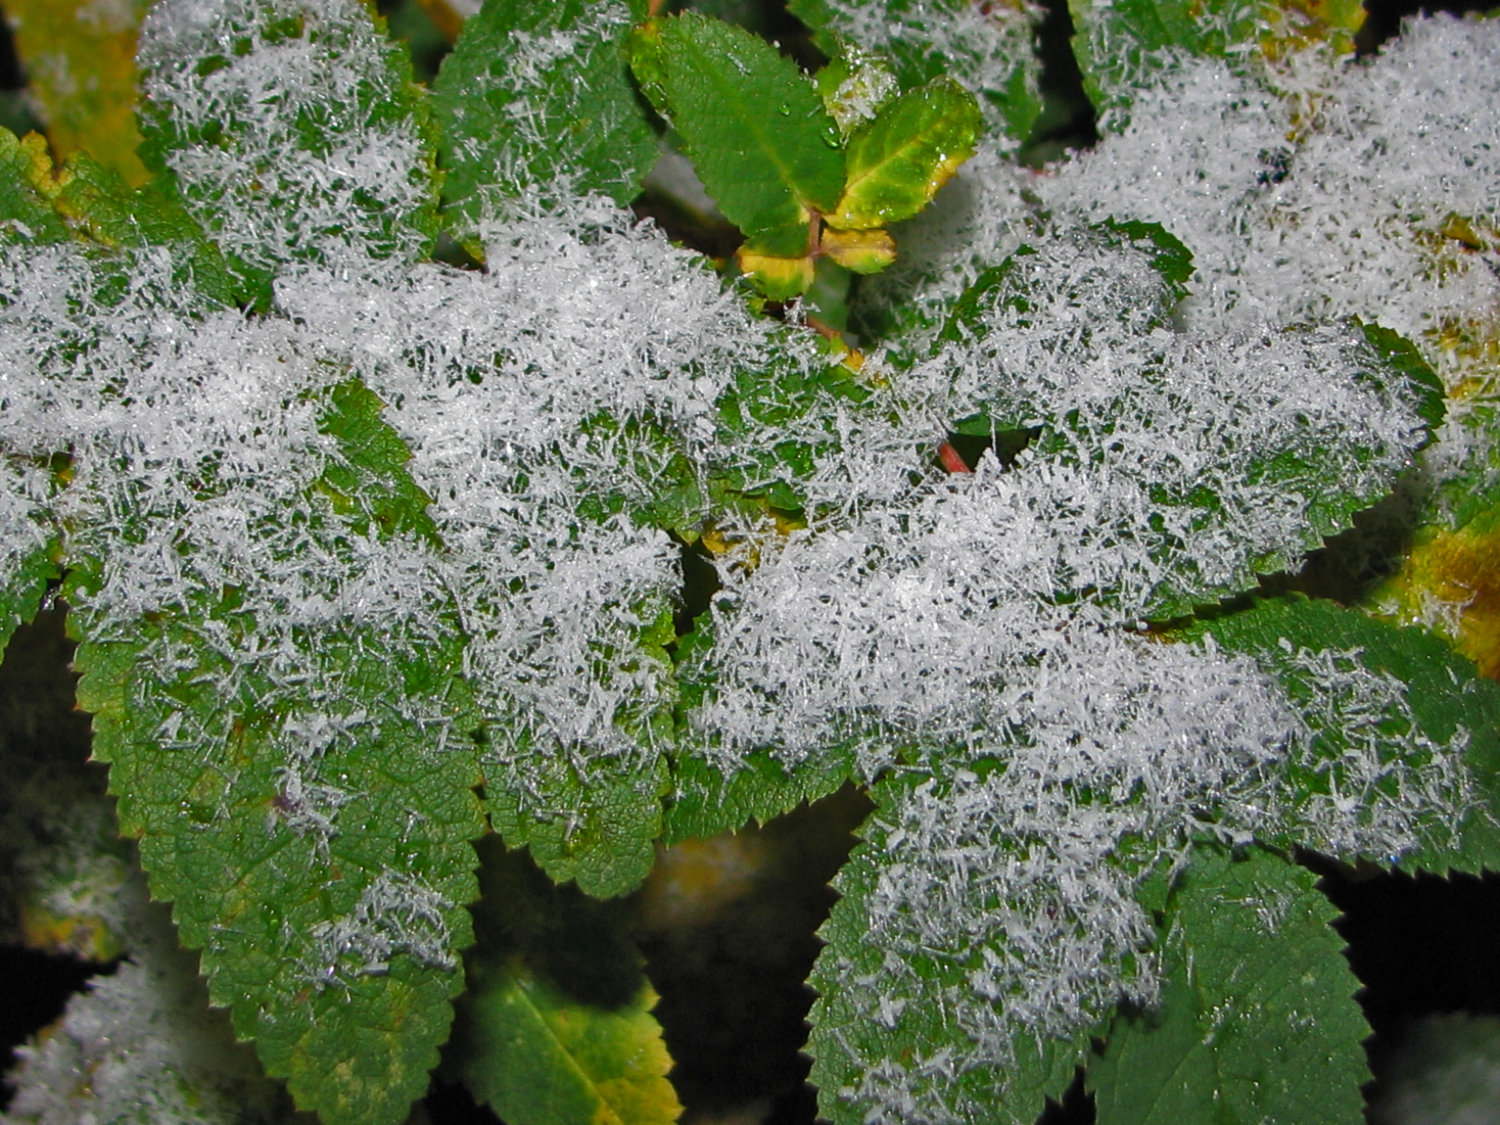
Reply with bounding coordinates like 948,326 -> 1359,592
0,1 -> 1489,1120
137,0 -> 435,272
305,870 -> 459,983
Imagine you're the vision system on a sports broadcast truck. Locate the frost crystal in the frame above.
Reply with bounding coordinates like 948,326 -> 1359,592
137,0 -> 434,271
0,0 -> 1490,1120
306,870 -> 459,982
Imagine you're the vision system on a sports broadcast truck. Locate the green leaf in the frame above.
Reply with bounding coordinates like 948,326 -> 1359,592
806,775 -> 1095,1125
485,751 -> 671,901
51,151 -> 241,306
1090,844 -> 1370,1125
663,613 -> 854,844
135,0 -> 441,286
938,225 -> 1438,617
829,77 -> 981,231
484,598 -> 677,900
1356,319 -> 1446,431
453,839 -> 683,1125
1185,596 -> 1500,875
432,0 -> 658,236
634,12 -> 845,257
0,532 -> 56,667
72,615 -> 485,1125
317,379 -> 441,546
1066,0 -> 1264,126
710,339 -> 874,513
64,373 -> 488,1125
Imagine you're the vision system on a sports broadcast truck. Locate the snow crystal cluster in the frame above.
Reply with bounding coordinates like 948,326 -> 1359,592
801,0 -> 1041,142
1037,12 -> 1500,516
138,0 -> 435,271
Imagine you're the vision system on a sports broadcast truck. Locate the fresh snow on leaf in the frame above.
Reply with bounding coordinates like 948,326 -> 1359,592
271,193 -> 822,888
1188,597 -> 1500,875
433,0 -> 657,235
789,0 -> 1044,147
135,0 -> 439,281
1038,13 -> 1500,522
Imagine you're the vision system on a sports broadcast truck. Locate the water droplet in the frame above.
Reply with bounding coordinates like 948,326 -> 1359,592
777,103 -> 792,116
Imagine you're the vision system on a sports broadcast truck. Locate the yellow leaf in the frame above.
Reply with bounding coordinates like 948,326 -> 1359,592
7,0 -> 152,186
735,247 -> 816,300
820,227 -> 896,274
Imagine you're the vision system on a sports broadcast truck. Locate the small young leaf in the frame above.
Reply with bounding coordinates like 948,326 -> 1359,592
814,38 -> 901,138
820,226 -> 896,273
453,841 -> 682,1125
736,248 -> 817,300
1090,844 -> 1370,1125
635,12 -> 845,258
433,0 -> 658,235
828,77 -> 981,231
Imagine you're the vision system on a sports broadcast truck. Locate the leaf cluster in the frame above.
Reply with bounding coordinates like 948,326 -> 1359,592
1,3 -> 1499,1125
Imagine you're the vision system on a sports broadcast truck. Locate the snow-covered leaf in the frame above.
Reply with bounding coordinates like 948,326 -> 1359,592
807,772 -> 1097,1125
789,0 -> 1043,147
935,223 -> 1441,617
135,0 -> 441,293
1188,596 -> 1500,876
59,368 -> 488,1125
432,0 -> 657,238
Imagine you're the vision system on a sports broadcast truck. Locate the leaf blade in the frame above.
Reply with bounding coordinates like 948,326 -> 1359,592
829,77 -> 981,231
1090,845 -> 1370,1125
640,12 -> 845,257
455,843 -> 682,1125
432,0 -> 657,236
